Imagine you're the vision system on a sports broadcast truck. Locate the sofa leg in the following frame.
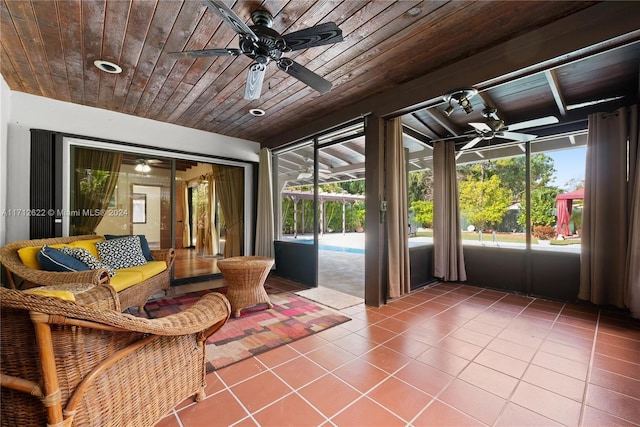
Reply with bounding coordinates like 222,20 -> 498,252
195,388 -> 206,402
138,304 -> 145,314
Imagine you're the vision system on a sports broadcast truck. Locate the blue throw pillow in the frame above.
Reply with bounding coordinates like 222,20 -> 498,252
37,246 -> 89,273
58,247 -> 117,277
104,234 -> 154,261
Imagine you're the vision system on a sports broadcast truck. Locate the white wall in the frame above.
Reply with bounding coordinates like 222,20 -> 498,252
0,75 -> 10,246
2,85 -> 260,243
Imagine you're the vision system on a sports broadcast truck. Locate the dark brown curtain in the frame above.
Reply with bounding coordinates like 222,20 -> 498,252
72,148 -> 122,235
212,164 -> 244,257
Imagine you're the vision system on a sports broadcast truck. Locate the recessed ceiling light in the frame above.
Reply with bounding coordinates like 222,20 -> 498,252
94,60 -> 122,74
249,108 -> 266,117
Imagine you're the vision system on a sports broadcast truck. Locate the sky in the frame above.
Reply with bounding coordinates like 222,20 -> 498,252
547,146 -> 587,190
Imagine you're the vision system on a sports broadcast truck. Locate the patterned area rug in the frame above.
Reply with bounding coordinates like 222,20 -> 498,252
144,290 -> 351,372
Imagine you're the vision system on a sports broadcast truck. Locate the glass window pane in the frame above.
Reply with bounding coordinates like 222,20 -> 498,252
457,144 -> 526,249
70,148 -> 172,249
531,136 -> 586,253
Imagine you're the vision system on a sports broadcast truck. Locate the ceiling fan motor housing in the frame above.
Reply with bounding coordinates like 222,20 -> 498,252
241,24 -> 284,64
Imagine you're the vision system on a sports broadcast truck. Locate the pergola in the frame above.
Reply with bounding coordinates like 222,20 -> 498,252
556,188 -> 584,236
282,190 -> 365,237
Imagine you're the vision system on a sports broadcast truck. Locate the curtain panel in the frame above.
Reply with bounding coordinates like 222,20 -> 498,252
580,105 -> 639,316
72,148 -> 122,235
255,148 -> 275,259
179,182 -> 190,248
385,118 -> 410,298
212,165 -> 244,258
625,105 -> 640,318
199,172 -> 219,256
433,141 -> 466,282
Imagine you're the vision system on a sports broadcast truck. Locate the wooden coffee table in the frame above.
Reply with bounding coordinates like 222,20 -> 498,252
216,256 -> 274,317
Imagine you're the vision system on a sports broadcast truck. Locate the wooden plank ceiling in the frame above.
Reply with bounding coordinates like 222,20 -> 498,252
2,0 -> 605,145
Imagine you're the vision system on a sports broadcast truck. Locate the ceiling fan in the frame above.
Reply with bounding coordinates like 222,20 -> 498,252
169,0 -> 343,100
297,158 -> 332,180
434,108 -> 558,152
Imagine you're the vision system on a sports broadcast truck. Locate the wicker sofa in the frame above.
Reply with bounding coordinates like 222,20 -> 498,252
0,235 -> 176,312
0,283 -> 230,427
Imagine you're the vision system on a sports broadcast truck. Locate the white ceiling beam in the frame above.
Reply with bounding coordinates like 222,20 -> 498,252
544,69 -> 568,117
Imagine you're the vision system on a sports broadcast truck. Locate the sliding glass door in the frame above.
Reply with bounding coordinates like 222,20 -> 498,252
67,142 -> 250,283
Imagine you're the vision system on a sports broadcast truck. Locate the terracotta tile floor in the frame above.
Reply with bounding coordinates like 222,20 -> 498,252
156,282 -> 640,427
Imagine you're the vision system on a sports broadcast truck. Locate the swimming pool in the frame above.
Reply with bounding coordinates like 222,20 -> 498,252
292,239 -> 365,254
287,239 -> 430,254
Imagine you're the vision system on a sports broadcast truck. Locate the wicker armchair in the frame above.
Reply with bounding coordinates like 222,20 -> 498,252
0,235 -> 176,312
0,284 -> 231,427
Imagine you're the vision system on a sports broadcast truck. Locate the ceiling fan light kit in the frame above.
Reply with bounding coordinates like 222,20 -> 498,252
169,0 -> 343,100
443,88 -> 478,115
135,160 -> 151,173
433,89 -> 559,155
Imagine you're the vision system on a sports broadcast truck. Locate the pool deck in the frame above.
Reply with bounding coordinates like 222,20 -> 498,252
282,233 -> 430,298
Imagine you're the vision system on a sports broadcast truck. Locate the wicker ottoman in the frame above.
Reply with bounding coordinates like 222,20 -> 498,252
217,256 -> 274,317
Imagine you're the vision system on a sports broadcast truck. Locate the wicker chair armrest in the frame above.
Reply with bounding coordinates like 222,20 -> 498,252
5,265 -> 110,289
1,288 -> 231,336
29,283 -> 121,311
150,248 -> 176,268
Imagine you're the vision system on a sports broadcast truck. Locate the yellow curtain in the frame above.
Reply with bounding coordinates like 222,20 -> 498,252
72,148 -> 122,235
386,118 -> 410,298
212,165 -> 244,257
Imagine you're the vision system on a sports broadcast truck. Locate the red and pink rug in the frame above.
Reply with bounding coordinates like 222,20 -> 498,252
144,289 -> 351,372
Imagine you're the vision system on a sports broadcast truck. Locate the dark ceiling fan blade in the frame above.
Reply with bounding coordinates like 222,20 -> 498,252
244,63 -> 266,100
277,58 -> 332,93
168,48 -> 242,60
201,0 -> 258,40
283,22 -> 343,51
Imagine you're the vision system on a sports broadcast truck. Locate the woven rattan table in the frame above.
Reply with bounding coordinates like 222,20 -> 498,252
217,256 -> 274,317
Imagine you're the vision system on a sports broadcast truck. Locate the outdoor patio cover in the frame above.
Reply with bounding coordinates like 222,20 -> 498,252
556,188 -> 584,236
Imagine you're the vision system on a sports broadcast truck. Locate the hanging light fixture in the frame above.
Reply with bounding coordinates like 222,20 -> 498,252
443,88 -> 478,115
444,102 -> 455,117
135,160 -> 151,173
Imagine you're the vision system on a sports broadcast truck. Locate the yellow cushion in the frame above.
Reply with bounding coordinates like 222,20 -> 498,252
69,238 -> 105,259
108,271 -> 144,292
118,261 -> 167,280
17,243 -> 66,270
25,288 -> 76,302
